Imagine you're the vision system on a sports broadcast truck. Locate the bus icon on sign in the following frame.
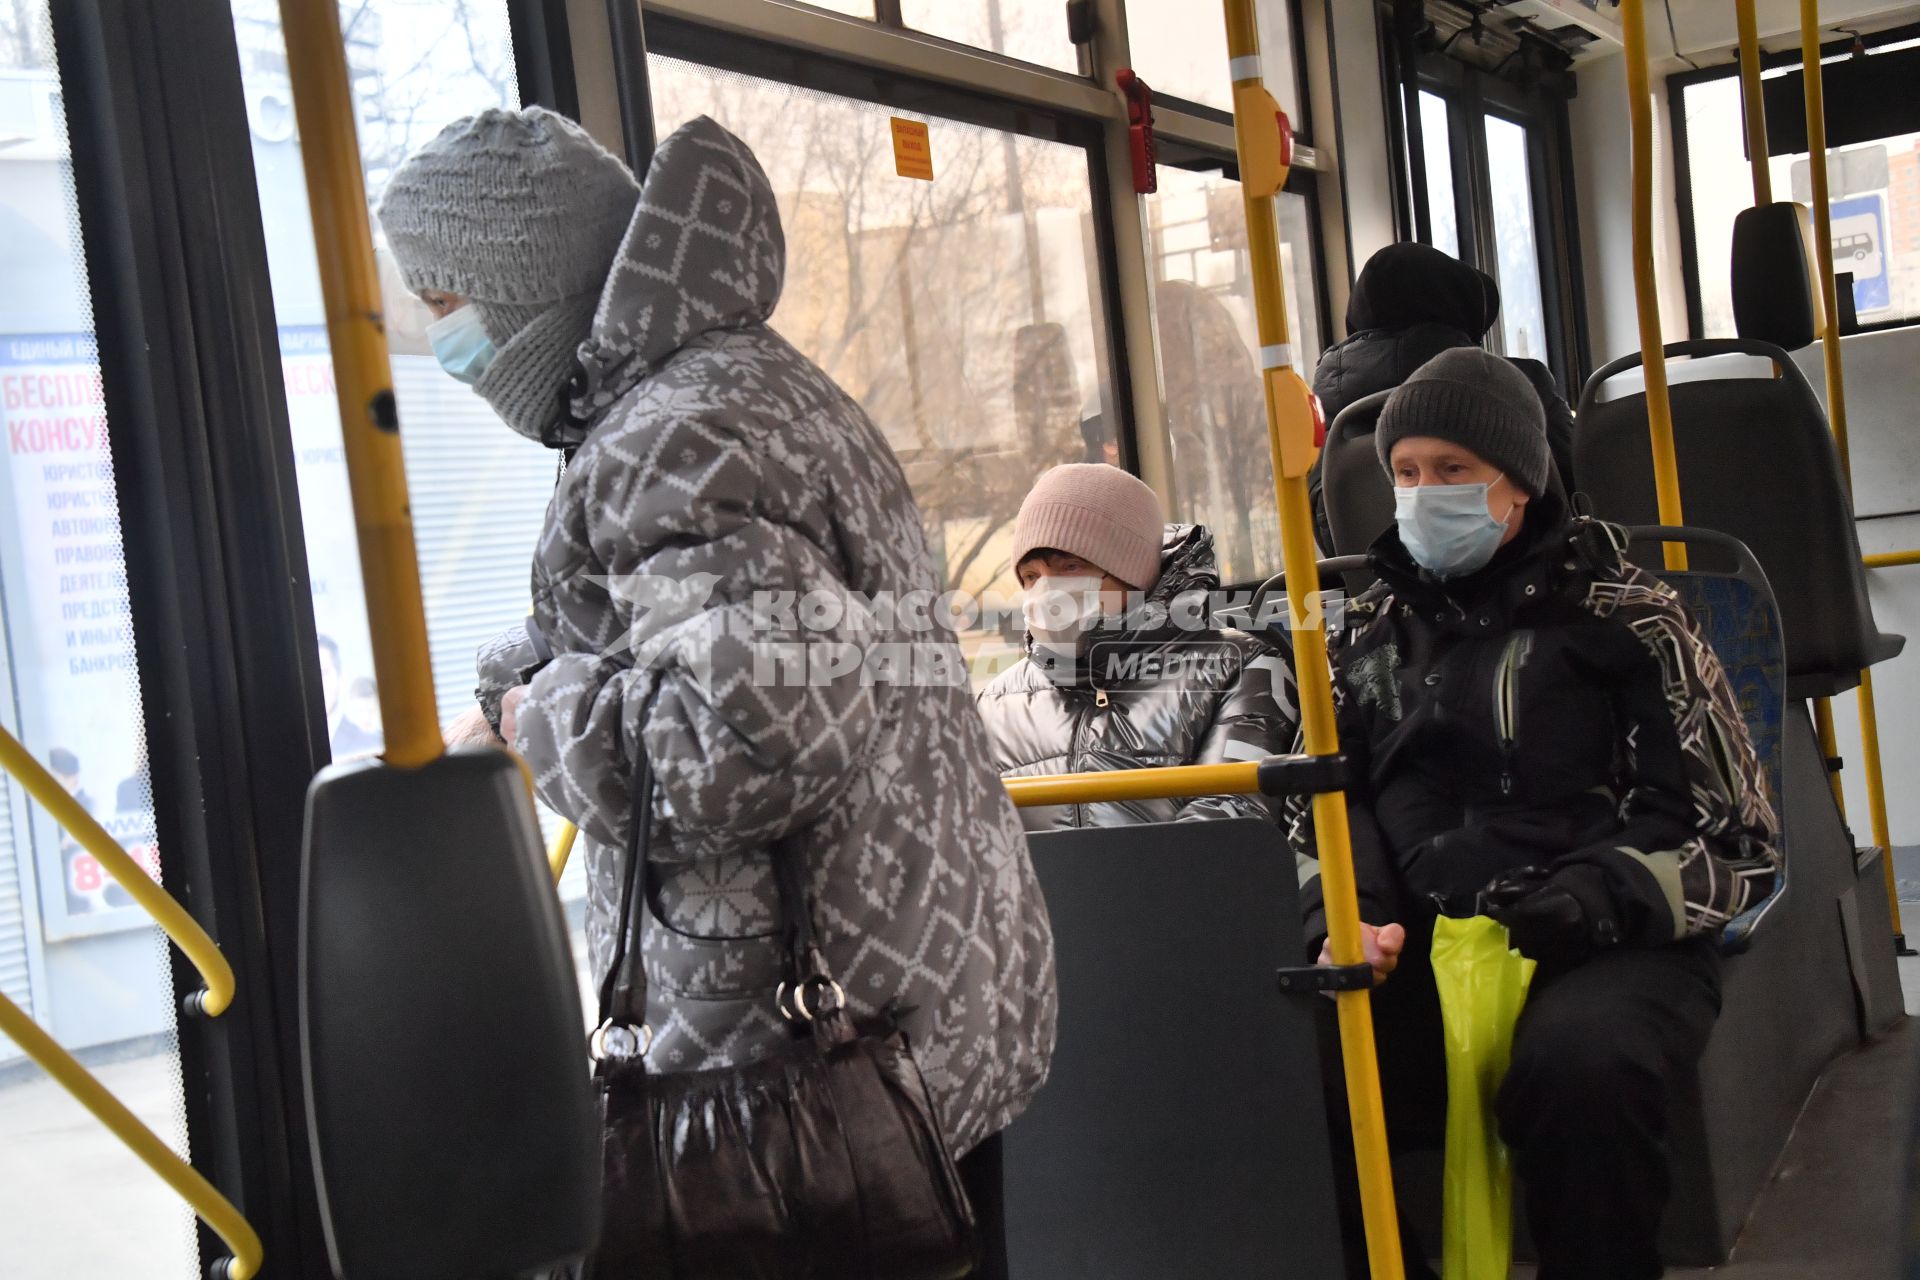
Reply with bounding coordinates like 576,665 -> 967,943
1827,202 -> 1889,297
1833,232 -> 1874,262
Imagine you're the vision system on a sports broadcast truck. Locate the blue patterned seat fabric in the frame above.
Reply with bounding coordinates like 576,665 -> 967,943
1658,571 -> 1787,951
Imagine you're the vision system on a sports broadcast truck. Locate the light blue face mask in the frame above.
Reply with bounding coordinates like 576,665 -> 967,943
426,305 -> 496,386
1394,476 -> 1516,579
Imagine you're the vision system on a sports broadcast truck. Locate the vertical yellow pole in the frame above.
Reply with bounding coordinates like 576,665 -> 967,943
278,0 -> 442,769
1813,697 -> 1846,810
1797,0 -> 1904,943
1621,0 -> 1687,571
1223,4 -> 1404,1276
1735,0 -> 1772,207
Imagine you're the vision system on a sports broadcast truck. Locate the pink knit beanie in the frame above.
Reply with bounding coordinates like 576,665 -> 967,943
1011,464 -> 1165,590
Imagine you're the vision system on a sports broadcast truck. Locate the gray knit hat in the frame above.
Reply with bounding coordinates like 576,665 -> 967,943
377,108 -> 639,440
1374,348 -> 1551,496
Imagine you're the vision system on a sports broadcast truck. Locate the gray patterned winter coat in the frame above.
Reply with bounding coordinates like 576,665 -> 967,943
487,116 -> 1056,1156
976,524 -> 1297,830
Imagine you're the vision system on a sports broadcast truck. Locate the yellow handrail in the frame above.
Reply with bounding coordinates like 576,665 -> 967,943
1622,0 -> 1687,571
549,821 -> 579,882
1865,550 -> 1920,569
0,726 -> 233,1017
278,0 -> 440,769
1735,0 -> 1772,207
1004,761 -> 1259,809
1796,0 -> 1903,943
0,992 -> 262,1279
1224,2 -> 1404,1276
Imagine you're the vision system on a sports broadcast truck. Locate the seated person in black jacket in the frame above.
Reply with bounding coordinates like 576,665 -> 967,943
1289,349 -> 1779,1280
1308,241 -> 1576,552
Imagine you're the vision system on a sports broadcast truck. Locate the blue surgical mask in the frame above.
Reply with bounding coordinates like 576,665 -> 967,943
1394,476 -> 1516,579
426,305 -> 496,385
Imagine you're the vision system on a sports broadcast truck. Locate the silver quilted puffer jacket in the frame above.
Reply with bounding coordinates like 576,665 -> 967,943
488,116 -> 1055,1156
976,524 -> 1298,831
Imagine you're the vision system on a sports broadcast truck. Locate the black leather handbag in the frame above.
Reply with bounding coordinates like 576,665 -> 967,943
584,747 -> 978,1279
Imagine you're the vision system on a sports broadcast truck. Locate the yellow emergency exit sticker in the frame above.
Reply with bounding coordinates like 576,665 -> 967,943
891,118 -> 934,181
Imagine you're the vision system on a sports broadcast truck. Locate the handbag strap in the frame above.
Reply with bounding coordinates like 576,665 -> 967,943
596,743 -> 836,1044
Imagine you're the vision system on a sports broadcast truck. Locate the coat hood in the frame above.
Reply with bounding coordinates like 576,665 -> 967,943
1149,522 -> 1221,603
1347,242 -> 1499,340
565,116 -> 786,434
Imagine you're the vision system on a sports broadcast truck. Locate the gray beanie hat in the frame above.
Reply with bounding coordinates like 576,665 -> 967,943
1374,348 -> 1551,496
377,108 -> 639,440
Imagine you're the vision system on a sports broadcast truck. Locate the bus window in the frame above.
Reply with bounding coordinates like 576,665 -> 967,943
226,0 -> 590,997
1419,90 -> 1461,257
0,2 -> 192,1274
1484,113 -> 1548,362
1146,164 -> 1323,584
1680,69 -> 1920,334
900,0 -> 1080,75
1124,0 -> 1299,121
647,53 -> 1121,686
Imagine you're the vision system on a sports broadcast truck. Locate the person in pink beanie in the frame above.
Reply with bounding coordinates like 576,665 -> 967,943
976,463 -> 1296,830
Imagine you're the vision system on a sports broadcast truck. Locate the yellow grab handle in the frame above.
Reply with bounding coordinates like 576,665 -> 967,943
0,992 -> 262,1279
1621,0 -> 1687,571
278,0 -> 441,768
1735,0 -> 1772,207
1224,2 -> 1405,1277
0,726 -> 234,1017
1865,550 -> 1920,569
1800,0 -> 1850,480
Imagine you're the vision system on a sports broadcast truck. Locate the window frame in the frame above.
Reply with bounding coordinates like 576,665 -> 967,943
1667,22 -> 1920,342
1385,47 -> 1587,393
638,8 -> 1146,475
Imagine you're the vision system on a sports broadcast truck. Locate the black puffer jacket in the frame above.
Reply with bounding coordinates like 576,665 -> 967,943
1285,492 -> 1781,949
977,525 -> 1296,831
1309,244 -> 1576,551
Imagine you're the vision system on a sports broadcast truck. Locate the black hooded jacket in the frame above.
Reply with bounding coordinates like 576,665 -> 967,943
1283,490 -> 1780,951
1309,243 -> 1577,550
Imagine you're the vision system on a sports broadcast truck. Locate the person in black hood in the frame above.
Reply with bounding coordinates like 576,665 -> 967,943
1308,242 -> 1576,552
1289,349 -> 1779,1280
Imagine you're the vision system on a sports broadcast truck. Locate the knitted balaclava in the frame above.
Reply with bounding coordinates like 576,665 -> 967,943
377,107 -> 640,442
1374,348 -> 1551,497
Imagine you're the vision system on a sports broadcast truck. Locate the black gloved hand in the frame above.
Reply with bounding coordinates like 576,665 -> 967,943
1481,864 -> 1622,966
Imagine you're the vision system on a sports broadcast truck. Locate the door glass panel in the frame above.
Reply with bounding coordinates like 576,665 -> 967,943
1125,0 -> 1297,120
899,0 -> 1078,74
229,3 -> 593,971
1147,165 -> 1323,581
1419,90 -> 1459,256
649,56 -> 1120,685
0,2 -> 193,1274
1483,113 -> 1547,360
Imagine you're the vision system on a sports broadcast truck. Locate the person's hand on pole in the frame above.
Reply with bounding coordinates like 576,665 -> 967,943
499,685 -> 530,749
1320,921 -> 1406,988
443,705 -> 504,750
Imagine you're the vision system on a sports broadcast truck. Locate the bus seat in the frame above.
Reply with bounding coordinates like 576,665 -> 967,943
1321,389 -> 1395,562
1731,202 -> 1822,352
1627,526 -> 1786,954
1575,338 -> 1903,699
1001,818 -> 1346,1278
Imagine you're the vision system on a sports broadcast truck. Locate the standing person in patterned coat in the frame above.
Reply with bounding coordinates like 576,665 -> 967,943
377,109 -> 1057,1259
1286,349 -> 1779,1280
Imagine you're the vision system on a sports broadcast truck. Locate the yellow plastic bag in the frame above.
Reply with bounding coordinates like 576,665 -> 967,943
1432,915 -> 1538,1280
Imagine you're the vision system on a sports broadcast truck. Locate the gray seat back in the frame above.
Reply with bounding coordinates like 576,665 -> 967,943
1575,339 -> 1901,699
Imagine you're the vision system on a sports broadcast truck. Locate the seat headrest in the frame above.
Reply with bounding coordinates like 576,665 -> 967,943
1732,203 -> 1824,351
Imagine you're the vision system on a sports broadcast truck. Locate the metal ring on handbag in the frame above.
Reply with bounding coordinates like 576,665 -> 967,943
590,1020 -> 653,1061
798,976 -> 847,1021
